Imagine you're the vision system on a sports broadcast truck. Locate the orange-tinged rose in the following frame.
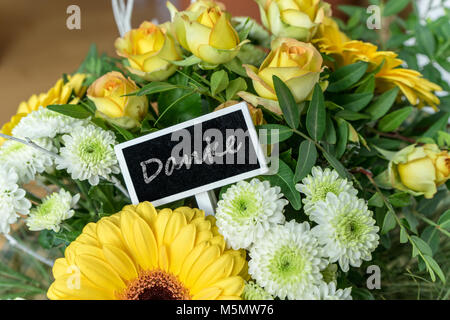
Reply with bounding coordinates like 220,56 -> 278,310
87,72 -> 148,129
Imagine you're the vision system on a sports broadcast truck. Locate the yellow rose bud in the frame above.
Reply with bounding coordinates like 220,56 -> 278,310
186,0 -> 225,12
256,0 -> 331,41
87,72 -> 148,129
214,100 -> 265,126
389,144 -> 450,199
115,21 -> 181,81
246,38 -> 323,103
168,2 -> 248,66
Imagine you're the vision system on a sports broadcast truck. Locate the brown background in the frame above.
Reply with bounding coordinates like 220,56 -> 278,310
0,0 -> 356,125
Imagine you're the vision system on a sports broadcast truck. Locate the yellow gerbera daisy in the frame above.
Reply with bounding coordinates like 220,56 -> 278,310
313,17 -> 442,109
0,74 -> 87,146
47,202 -> 248,300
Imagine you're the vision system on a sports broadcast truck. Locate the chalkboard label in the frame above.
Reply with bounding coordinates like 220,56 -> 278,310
115,102 -> 268,207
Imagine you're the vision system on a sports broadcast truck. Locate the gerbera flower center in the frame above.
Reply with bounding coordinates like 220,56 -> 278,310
120,270 -> 191,300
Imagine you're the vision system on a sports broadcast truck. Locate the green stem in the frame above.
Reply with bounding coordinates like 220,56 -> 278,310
75,180 -> 95,213
413,211 -> 450,238
292,129 -> 327,154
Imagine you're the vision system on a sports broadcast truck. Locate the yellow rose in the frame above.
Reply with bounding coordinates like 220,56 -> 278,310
388,144 -> 450,199
168,2 -> 249,66
115,21 -> 181,81
245,38 -> 323,104
256,0 -> 331,41
186,0 -> 225,12
87,72 -> 148,129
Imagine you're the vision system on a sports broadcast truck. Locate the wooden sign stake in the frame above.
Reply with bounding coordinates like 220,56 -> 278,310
195,190 -> 217,216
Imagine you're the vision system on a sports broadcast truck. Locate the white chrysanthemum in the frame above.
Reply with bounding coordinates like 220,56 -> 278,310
56,125 -> 120,186
311,192 -> 380,272
216,179 -> 288,250
12,107 -> 87,140
242,281 -> 274,300
27,189 -> 79,232
0,138 -> 55,184
296,166 -> 358,215
0,167 -> 31,234
309,282 -> 352,300
248,221 -> 327,300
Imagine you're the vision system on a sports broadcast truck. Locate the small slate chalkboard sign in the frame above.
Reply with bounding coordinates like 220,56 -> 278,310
115,102 -> 268,207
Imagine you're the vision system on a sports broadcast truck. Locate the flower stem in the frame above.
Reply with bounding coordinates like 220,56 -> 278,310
3,234 -> 53,267
110,176 -> 130,198
0,133 -> 62,160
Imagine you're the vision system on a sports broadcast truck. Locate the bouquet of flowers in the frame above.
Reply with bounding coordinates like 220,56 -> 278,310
0,0 -> 449,300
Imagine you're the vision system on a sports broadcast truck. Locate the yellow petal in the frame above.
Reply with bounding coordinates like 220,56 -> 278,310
49,275 -> 114,300
135,201 -> 158,229
97,219 -> 127,252
159,245 -> 169,272
75,255 -> 126,293
185,245 -> 221,287
169,224 -> 196,275
192,287 -> 222,300
179,242 -> 209,282
191,254 -> 234,294
164,211 -> 187,245
154,209 -> 171,246
102,244 -> 138,282
211,276 -> 245,296
133,217 -> 158,269
209,12 -> 239,50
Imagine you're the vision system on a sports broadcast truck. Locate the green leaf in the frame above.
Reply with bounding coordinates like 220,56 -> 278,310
423,255 -> 446,283
294,140 -> 317,182
383,0 -> 410,16
257,124 -> 293,144
421,226 -> 440,255
335,109 -> 370,121
273,75 -> 300,129
438,209 -> 450,230
132,82 -> 179,96
355,74 -> 375,93
388,192 -> 411,207
47,104 -> 92,119
335,118 -> 348,159
331,92 -> 373,112
226,78 -> 247,100
263,159 -> 302,210
324,115 -> 336,144
400,227 -> 408,243
378,106 -> 413,132
368,192 -> 384,208
327,62 -> 368,92
170,55 -> 202,66
322,150 -> 349,179
423,112 -> 450,138
365,87 -> 399,120
415,23 -> 436,58
210,70 -> 229,96
110,123 -> 135,141
411,235 -> 433,257
306,84 -> 326,141
382,211 -> 396,234
224,57 -> 248,77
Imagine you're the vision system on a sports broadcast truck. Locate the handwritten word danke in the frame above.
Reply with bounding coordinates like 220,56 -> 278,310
140,131 -> 243,185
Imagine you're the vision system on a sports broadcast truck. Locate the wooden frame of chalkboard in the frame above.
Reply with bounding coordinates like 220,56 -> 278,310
115,102 -> 269,207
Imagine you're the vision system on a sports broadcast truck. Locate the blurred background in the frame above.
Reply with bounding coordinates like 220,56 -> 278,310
0,0 -> 361,125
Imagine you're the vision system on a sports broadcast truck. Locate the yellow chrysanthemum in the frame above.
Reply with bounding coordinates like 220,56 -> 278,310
0,74 -> 87,146
0,113 -> 26,145
47,202 -> 248,300
313,17 -> 442,109
17,74 -> 87,114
